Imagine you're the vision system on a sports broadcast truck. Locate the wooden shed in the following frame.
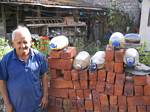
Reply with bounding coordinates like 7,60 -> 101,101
0,0 -> 107,42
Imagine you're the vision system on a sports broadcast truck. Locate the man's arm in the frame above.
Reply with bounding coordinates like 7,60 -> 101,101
40,73 -> 49,109
0,80 -> 13,112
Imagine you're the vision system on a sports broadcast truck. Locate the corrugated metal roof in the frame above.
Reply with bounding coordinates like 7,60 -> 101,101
0,0 -> 106,10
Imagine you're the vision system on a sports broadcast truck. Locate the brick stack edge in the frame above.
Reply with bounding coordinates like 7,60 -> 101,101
48,45 -> 150,112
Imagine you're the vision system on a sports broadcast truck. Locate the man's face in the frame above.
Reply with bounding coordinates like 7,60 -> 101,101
13,31 -> 32,56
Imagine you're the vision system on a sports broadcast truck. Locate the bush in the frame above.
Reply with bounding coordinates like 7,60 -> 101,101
0,38 -> 12,59
137,42 -> 150,66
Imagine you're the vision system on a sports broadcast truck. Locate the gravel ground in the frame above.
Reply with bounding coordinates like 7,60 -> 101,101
0,96 -> 5,112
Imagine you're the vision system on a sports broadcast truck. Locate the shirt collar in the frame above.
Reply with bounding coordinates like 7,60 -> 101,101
12,48 -> 34,60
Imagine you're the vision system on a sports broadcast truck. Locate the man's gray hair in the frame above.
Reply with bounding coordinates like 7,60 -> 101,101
12,26 -> 32,41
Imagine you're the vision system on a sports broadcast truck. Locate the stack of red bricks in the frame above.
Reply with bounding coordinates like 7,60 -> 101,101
48,45 -> 150,112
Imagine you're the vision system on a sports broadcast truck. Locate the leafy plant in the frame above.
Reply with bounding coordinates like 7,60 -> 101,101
137,42 -> 150,66
107,1 -> 133,33
72,36 -> 104,55
0,38 -> 12,59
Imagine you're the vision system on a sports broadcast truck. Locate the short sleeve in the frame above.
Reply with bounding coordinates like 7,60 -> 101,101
40,55 -> 48,76
0,59 -> 8,80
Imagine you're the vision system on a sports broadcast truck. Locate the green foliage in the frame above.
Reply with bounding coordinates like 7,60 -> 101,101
32,40 -> 41,51
0,38 -> 12,59
137,42 -> 150,66
72,37 -> 85,52
32,38 -> 50,57
107,1 -> 133,33
72,37 -> 103,55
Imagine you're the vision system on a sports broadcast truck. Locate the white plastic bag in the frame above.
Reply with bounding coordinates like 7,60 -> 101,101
49,35 -> 69,50
109,32 -> 125,48
124,48 -> 139,67
73,51 -> 91,70
90,51 -> 105,69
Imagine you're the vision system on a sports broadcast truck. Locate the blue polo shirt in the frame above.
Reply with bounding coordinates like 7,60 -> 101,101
0,48 -> 48,112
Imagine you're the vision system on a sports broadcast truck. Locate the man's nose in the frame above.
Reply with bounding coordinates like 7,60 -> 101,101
21,43 -> 26,48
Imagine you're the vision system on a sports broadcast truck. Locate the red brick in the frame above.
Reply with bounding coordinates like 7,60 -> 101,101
92,90 -> 100,102
105,84 -> 114,95
48,58 -> 73,70
49,50 -> 62,58
110,105 -> 118,112
98,69 -> 107,82
96,81 -> 105,93
80,80 -> 88,89
105,61 -> 114,72
63,99 -> 71,111
48,96 -> 55,106
144,85 -> 150,95
78,109 -> 85,112
85,99 -> 93,110
115,73 -> 125,85
48,106 -> 63,112
49,88 -> 68,98
70,110 -> 79,112
70,99 -> 77,109
147,105 -> 150,112
50,69 -> 58,79
84,89 -> 92,100
105,45 -> 114,61
89,71 -> 97,81
124,76 -> 134,96
69,89 -> 76,99
71,69 -> 79,81
76,89 -> 84,99
107,72 -> 115,84
134,76 -> 146,86
79,69 -> 88,80
119,105 -> 127,112
127,96 -> 145,106
101,105 -> 109,112
99,94 -> 109,105
50,78 -> 73,89
143,96 -> 150,105
73,81 -> 80,89
137,105 -> 146,112
128,106 -> 137,112
115,49 -> 125,62
77,99 -> 85,110
63,70 -> 71,81
93,101 -> 101,112
118,96 -> 127,106
89,80 -> 97,89
114,62 -> 124,73
92,90 -> 101,111
110,96 -> 117,105
146,75 -> 150,85
61,47 -> 77,59
55,98 -> 63,108
134,86 -> 143,96
114,84 -> 124,96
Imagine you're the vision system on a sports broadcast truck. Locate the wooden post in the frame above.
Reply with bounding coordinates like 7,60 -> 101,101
16,6 -> 19,26
1,4 -> 7,39
37,6 -> 41,17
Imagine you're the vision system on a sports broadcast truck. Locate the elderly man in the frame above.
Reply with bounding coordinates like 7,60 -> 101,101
0,26 -> 48,112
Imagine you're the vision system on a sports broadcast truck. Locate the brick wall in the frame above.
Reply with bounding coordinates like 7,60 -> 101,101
48,46 -> 150,112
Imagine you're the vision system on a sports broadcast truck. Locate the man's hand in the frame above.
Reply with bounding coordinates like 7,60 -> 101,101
5,103 -> 14,112
40,95 -> 48,109
41,73 -> 48,109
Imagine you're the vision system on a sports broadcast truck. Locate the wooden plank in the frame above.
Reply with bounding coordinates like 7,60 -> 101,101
1,4 -> 6,38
